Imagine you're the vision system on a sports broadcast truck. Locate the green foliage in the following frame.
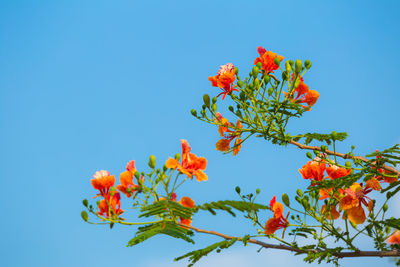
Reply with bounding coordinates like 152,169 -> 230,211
175,239 -> 237,266
127,222 -> 194,247
195,200 -> 269,217
139,199 -> 194,220
292,132 -> 348,145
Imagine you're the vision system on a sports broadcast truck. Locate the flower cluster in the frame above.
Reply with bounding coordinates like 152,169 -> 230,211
264,196 -> 289,236
215,112 -> 242,156
285,75 -> 319,110
208,63 -> 238,100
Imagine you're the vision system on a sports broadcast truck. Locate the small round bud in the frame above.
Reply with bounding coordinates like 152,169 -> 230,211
268,88 -> 273,95
228,106 -> 234,112
282,193 -> 290,206
174,153 -> 181,161
237,80 -> 244,88
235,186 -> 241,194
190,109 -> 197,117
263,75 -> 270,83
256,188 -> 261,194
134,171 -> 140,179
295,59 -> 302,73
383,204 -> 389,212
239,91 -> 246,100
304,59 -> 312,69
253,78 -> 259,88
234,67 -> 239,74
252,66 -> 259,77
148,155 -> 156,168
202,104 -> 206,110
345,161 -> 352,168
203,94 -> 211,108
285,61 -> 292,73
306,152 -> 313,159
211,103 -> 217,112
212,96 -> 218,104
288,60 -> 294,66
331,131 -> 338,140
274,57 -> 281,67
82,199 -> 88,207
256,62 -> 262,68
321,145 -> 327,152
81,211 -> 89,222
296,189 -> 303,197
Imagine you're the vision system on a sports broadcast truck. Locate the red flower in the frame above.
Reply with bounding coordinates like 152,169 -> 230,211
179,196 -> 195,227
299,158 -> 326,182
165,140 -> 208,182
387,231 -> 400,244
215,113 -> 243,156
254,47 -> 284,73
326,164 -> 351,179
116,161 -> 143,198
98,192 -> 124,218
91,170 -> 115,197
208,63 -> 238,100
264,196 -> 289,236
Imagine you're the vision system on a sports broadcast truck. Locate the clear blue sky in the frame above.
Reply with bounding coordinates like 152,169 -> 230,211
1,1 -> 400,266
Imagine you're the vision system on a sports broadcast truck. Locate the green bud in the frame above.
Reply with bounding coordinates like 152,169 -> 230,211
211,103 -> 217,112
313,150 -> 320,156
268,88 -> 273,95
148,155 -> 156,168
190,109 -> 197,117
289,60 -> 294,66
282,193 -> 290,206
383,204 -> 389,212
274,57 -> 281,67
239,91 -> 246,100
81,211 -> 89,222
252,66 -> 259,77
385,226 -> 391,235
202,104 -> 206,110
212,96 -> 217,104
285,61 -> 292,73
304,59 -> 312,69
256,188 -> 261,194
320,145 -> 327,152
174,153 -> 181,161
281,72 -> 288,81
306,152 -> 313,159
331,131 -> 337,140
82,199 -> 88,207
237,80 -> 244,88
256,62 -> 262,68
234,67 -> 239,74
253,78 -> 259,88
263,75 -> 270,83
236,110 -> 242,117
203,94 -> 211,107
235,186 -> 241,194
296,189 -> 303,197
345,161 -> 352,168
295,59 -> 302,73
228,106 -> 234,112
301,198 -> 309,208
294,75 -> 301,88
163,165 -> 167,172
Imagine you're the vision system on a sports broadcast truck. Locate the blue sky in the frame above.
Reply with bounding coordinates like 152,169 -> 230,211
1,1 -> 400,266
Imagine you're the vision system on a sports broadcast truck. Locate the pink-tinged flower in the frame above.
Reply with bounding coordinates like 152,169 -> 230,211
254,47 -> 284,73
126,160 -> 136,172
209,63 -> 238,100
91,170 -> 115,197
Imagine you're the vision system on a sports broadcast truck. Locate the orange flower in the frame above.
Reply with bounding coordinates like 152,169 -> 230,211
299,158 -> 326,182
215,113 -> 243,156
116,160 -> 144,197
365,177 -> 382,191
91,170 -> 115,197
321,204 -> 340,220
387,231 -> 400,244
179,196 -> 195,227
98,192 -> 124,218
254,47 -> 284,73
165,140 -> 208,182
285,75 -> 319,110
326,164 -> 351,179
264,196 -> 289,236
339,183 -> 373,225
208,63 -> 238,100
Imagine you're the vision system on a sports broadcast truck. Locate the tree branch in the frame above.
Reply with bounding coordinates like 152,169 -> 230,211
289,140 -> 400,177
181,223 -> 400,258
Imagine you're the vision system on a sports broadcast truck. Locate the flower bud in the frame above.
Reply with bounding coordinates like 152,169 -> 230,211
202,104 -> 206,110
228,106 -> 234,112
282,193 -> 290,206
148,155 -> 156,168
268,88 -> 273,95
345,161 -> 352,168
320,145 -> 327,152
304,59 -> 312,69
385,226 -> 391,235
237,80 -> 244,88
203,94 -> 211,108
234,67 -> 239,74
274,57 -> 281,67
253,78 -> 260,88
190,109 -> 197,117
252,66 -> 259,77
81,211 -> 89,222
288,60 -> 294,66
296,189 -> 303,197
256,188 -> 261,194
306,152 -> 313,159
383,204 -> 388,212
211,103 -> 217,112
235,186 -> 241,194
239,91 -> 246,100
263,75 -> 270,83
295,59 -> 302,73
212,96 -> 218,104
282,72 -> 288,81
331,131 -> 337,140
174,153 -> 181,161
301,198 -> 309,208
82,199 -> 88,207
285,61 -> 292,73
256,62 -> 262,68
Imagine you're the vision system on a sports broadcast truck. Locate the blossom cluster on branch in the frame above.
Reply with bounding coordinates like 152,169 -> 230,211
82,47 -> 400,266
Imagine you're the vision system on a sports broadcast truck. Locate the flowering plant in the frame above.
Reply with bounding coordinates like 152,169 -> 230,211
82,47 -> 400,266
